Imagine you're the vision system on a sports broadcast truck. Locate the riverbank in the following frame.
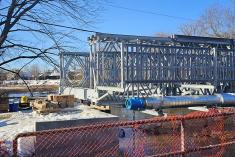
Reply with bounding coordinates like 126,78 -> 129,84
0,80 -> 59,94
0,85 -> 59,94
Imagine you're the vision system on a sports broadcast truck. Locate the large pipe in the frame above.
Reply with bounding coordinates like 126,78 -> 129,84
125,93 -> 235,110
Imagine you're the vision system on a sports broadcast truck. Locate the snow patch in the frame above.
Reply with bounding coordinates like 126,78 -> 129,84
0,104 -> 115,142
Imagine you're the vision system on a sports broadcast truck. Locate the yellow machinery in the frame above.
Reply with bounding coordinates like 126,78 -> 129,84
20,96 -> 29,107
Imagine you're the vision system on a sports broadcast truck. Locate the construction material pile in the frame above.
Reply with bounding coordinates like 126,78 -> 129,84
31,95 -> 75,113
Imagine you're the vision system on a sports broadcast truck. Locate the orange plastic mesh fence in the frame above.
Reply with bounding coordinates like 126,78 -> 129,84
0,141 -> 11,157
11,108 -> 235,157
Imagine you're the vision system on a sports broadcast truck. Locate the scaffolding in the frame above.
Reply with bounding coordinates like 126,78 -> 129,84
60,33 -> 235,104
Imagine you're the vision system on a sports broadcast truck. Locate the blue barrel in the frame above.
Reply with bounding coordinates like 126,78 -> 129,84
9,101 -> 19,112
125,97 -> 145,110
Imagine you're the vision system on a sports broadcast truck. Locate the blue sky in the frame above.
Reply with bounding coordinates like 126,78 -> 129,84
74,0 -> 231,51
49,0 -> 233,69
3,0 -> 233,70
94,0 -> 230,36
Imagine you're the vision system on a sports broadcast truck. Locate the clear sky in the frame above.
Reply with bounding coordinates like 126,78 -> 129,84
3,0 -> 233,70
74,0 -> 231,51
94,0 -> 231,36
52,0 -> 233,68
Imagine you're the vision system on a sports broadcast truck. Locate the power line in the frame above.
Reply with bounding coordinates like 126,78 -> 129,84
21,18 -> 98,33
1,5 -> 193,34
1,4 -> 195,34
1,14 -> 99,33
106,3 -> 195,21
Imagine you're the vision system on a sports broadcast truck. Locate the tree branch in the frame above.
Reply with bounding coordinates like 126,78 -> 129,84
0,67 -> 33,97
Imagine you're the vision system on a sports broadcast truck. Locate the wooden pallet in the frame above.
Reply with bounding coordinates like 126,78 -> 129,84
0,104 -> 8,112
48,94 -> 75,108
0,113 -> 12,119
90,104 -> 110,111
32,100 -> 59,114
0,98 -> 9,112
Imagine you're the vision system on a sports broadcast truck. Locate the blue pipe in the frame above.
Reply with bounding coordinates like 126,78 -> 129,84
126,93 -> 235,110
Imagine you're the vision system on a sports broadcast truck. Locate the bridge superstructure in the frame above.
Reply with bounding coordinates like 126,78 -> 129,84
60,33 -> 235,105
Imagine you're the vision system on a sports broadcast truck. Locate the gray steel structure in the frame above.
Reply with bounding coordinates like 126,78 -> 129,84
60,33 -> 235,104
60,52 -> 90,90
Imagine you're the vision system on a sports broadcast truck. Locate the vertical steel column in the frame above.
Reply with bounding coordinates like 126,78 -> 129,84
137,44 -> 140,97
59,52 -> 64,94
233,51 -> 234,81
96,43 -> 99,86
113,45 -> 116,85
213,48 -> 218,87
120,42 -> 124,88
126,45 -> 129,86
89,43 -> 93,88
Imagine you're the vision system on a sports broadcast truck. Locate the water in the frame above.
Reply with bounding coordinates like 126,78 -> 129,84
5,91 -> 58,108
8,91 -> 58,98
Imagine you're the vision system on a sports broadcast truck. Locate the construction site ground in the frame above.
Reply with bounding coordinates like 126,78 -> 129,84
0,104 -> 115,143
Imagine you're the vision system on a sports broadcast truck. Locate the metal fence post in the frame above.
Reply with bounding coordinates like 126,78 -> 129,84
13,139 -> 18,157
181,119 -> 185,157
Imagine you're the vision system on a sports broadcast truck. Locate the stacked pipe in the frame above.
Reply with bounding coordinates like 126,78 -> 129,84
125,93 -> 235,110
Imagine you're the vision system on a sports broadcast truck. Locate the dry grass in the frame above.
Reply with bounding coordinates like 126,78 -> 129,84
0,85 -> 59,94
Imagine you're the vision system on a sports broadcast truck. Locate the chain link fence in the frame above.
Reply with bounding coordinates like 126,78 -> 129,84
3,108 -> 234,156
0,141 -> 11,157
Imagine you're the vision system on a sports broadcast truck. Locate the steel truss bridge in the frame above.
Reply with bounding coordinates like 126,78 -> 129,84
60,33 -> 235,105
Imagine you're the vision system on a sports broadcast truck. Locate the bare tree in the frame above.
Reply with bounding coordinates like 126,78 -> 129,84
0,0 -> 102,94
180,3 -> 235,38
155,32 -> 170,37
30,64 -> 40,80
